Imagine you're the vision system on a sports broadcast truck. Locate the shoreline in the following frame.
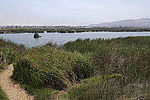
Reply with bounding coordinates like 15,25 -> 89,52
1,31 -> 150,34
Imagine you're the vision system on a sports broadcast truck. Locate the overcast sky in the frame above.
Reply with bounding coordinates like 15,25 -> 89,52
0,0 -> 150,26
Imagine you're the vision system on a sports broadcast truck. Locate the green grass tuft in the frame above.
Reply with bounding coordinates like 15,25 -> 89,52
0,87 -> 8,100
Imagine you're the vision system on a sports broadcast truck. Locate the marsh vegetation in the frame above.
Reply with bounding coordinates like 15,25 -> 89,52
0,36 -> 150,100
0,27 -> 150,34
0,39 -> 25,100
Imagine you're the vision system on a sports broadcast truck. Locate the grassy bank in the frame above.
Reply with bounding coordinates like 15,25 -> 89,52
0,39 -> 25,68
0,39 -> 25,100
63,37 -> 150,99
3,36 -> 150,99
12,44 -> 93,100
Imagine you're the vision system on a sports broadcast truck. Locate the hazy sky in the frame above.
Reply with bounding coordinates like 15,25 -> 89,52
0,0 -> 150,26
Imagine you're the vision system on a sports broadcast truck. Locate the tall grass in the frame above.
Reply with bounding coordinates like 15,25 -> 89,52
11,36 -> 150,100
0,39 -> 25,70
12,45 -> 93,99
0,39 -> 25,100
63,36 -> 150,99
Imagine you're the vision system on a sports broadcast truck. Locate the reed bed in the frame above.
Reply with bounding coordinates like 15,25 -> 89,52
5,36 -> 150,99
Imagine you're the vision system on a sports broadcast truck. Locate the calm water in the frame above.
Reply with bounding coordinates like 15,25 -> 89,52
1,32 -> 150,48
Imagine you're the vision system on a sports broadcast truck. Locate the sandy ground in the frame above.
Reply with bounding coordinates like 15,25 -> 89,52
0,64 -> 34,100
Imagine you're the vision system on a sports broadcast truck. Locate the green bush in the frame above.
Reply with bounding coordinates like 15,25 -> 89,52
72,52 -> 94,80
1,48 -> 18,64
32,88 -> 54,100
67,74 -> 122,100
0,39 -> 25,70
12,46 -> 93,92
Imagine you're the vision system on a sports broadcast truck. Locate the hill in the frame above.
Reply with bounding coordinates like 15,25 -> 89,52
89,18 -> 150,28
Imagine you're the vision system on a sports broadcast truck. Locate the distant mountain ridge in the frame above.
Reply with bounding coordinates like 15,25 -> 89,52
89,18 -> 150,28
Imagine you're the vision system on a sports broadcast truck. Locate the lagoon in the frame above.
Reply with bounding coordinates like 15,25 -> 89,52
1,32 -> 150,48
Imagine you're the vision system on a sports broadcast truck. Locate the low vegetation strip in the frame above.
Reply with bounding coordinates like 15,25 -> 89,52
0,64 -> 34,100
0,27 -> 150,34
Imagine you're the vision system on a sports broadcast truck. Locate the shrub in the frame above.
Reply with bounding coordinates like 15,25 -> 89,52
72,52 -> 94,80
1,48 -> 18,64
0,39 -> 25,70
12,46 -> 93,91
67,74 -> 122,100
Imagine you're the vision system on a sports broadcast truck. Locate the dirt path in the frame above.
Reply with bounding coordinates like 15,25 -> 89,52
0,64 -> 34,100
